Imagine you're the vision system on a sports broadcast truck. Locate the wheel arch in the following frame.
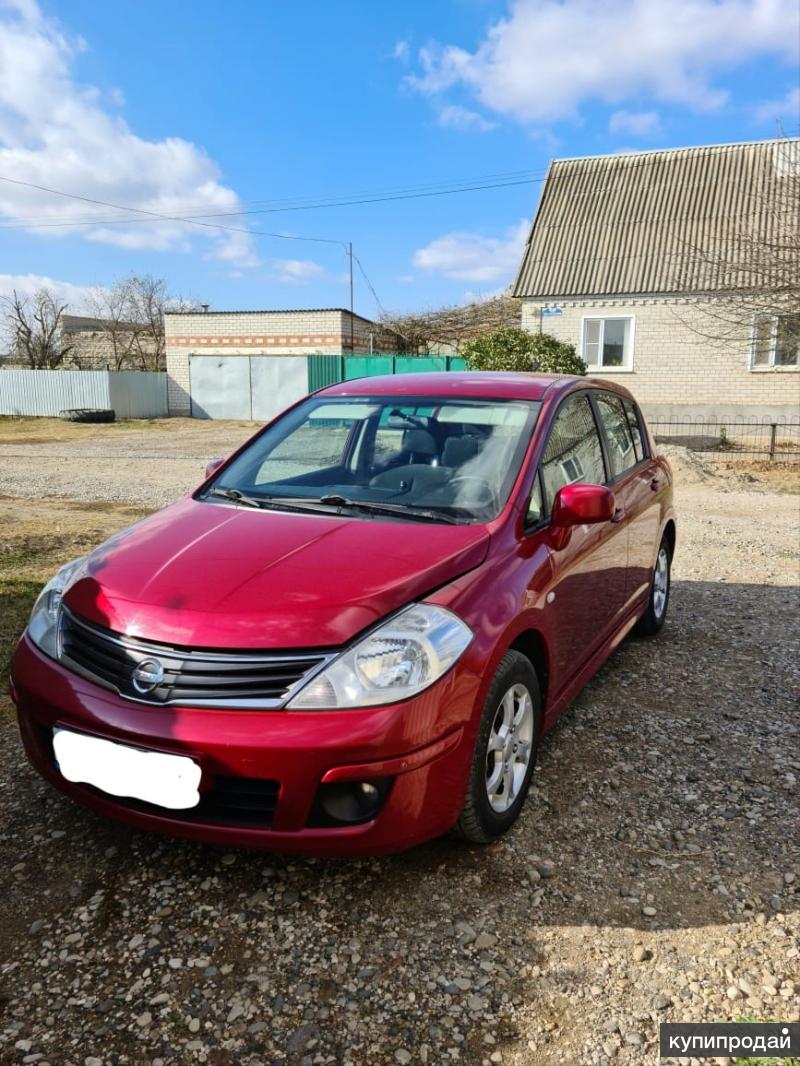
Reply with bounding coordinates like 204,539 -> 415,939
507,628 -> 549,724
662,518 -> 676,560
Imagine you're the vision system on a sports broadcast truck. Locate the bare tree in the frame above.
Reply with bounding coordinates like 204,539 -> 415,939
1,289 -> 75,368
380,291 -> 522,353
87,275 -> 199,370
674,142 -> 799,354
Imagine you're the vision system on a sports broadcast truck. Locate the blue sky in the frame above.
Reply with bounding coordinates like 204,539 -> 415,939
0,0 -> 798,318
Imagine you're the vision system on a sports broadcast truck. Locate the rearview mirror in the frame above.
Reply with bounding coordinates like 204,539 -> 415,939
205,457 -> 225,479
552,483 -> 615,529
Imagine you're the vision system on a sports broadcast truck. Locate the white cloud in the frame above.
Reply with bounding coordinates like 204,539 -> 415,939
269,258 -> 325,284
412,219 -> 528,283
437,103 -> 497,132
408,0 -> 800,125
0,271 -> 99,310
752,85 -> 800,124
608,109 -> 661,136
0,1 -> 257,266
392,39 -> 410,63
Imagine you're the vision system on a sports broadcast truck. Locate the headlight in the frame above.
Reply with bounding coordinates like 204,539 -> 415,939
287,604 -> 473,710
27,556 -> 86,659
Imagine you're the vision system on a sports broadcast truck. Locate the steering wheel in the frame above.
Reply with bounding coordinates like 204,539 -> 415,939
449,475 -> 497,509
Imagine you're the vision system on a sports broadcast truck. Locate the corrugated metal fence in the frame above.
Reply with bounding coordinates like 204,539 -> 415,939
307,354 -> 466,391
0,370 -> 168,418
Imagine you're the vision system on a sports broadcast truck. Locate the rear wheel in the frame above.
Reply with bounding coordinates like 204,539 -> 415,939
455,650 -> 541,843
635,535 -> 671,636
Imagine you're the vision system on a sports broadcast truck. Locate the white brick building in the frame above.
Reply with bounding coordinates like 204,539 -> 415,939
165,308 -> 394,417
514,140 -> 799,421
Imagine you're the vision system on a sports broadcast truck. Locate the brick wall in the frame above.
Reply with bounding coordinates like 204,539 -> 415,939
521,295 -> 799,419
164,309 -> 390,415
68,329 -> 160,370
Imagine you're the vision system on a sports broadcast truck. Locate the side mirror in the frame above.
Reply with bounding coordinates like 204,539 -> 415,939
205,457 -> 225,480
549,483 -> 615,549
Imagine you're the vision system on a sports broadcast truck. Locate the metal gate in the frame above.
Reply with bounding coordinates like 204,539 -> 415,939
306,354 -> 467,393
189,355 -> 308,420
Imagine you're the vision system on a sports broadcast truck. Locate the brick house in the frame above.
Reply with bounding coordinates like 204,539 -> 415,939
165,308 -> 396,418
514,139 -> 799,421
62,315 -> 160,370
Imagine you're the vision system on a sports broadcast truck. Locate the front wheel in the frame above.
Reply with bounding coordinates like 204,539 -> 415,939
455,651 -> 541,844
635,536 -> 671,636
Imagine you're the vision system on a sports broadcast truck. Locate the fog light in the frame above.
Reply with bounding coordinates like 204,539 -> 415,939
309,779 -> 391,827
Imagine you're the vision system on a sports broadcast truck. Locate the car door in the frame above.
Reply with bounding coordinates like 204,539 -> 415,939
592,392 -> 661,611
534,392 -> 629,687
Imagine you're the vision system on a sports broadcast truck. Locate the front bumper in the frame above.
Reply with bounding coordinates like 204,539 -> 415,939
10,635 -> 481,855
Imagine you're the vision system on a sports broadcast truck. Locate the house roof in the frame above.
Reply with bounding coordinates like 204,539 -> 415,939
513,138 -> 799,299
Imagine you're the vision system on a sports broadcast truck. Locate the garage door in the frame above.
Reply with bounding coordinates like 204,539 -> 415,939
189,356 -> 251,419
250,357 -> 308,422
189,355 -> 309,420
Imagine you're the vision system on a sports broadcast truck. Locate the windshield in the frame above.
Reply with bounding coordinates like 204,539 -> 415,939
201,395 -> 541,523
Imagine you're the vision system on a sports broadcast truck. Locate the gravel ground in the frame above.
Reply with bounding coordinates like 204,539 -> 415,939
0,420 -> 258,508
0,421 -> 798,1066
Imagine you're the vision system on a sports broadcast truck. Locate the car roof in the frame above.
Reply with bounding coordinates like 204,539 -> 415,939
318,371 -> 580,401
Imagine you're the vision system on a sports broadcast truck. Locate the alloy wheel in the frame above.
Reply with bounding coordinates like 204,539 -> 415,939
485,683 -> 534,813
653,545 -> 669,619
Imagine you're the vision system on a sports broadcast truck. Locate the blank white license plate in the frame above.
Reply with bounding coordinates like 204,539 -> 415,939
52,728 -> 201,810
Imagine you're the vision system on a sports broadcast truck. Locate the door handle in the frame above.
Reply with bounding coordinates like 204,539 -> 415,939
610,507 -> 625,524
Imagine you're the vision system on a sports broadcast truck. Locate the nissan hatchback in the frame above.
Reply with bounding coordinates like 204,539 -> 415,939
11,373 -> 675,854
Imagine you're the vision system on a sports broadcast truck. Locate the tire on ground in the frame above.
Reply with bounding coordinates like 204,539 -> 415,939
454,649 -> 542,844
58,408 -> 116,424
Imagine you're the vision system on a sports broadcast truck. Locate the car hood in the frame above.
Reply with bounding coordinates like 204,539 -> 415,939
64,497 -> 490,649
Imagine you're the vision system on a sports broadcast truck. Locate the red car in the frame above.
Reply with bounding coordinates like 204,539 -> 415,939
11,373 -> 674,854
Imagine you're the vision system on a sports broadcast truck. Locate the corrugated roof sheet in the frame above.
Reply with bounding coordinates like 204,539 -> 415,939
513,139 -> 799,298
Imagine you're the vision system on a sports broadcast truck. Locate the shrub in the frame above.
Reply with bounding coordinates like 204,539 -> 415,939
461,326 -> 586,376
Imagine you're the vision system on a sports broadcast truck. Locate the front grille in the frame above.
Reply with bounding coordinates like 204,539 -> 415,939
109,776 -> 281,827
36,725 -> 280,827
58,606 -> 332,708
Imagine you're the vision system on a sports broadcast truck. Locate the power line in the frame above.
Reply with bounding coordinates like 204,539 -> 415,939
4,169 -> 546,224
0,173 -> 346,246
352,253 -> 387,317
0,174 -> 547,232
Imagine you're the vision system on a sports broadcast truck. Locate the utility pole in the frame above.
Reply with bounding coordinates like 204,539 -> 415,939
348,241 -> 354,352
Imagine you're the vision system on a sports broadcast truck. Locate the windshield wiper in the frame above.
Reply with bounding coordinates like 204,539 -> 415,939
208,487 -> 263,508
208,488 -> 463,524
207,488 -> 325,515
315,494 -> 462,525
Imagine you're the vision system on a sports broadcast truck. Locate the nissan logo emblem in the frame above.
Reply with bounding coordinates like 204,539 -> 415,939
132,657 -> 165,694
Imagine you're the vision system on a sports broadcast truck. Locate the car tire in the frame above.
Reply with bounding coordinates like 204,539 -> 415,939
454,650 -> 542,844
635,535 -> 671,637
59,408 -> 115,423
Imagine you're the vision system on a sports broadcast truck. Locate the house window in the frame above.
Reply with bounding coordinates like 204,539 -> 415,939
751,314 -> 800,369
582,317 -> 634,370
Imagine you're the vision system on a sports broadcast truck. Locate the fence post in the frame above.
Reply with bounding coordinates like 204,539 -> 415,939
769,422 -> 777,462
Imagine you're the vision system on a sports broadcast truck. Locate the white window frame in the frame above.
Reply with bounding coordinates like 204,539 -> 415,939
580,315 -> 635,372
749,313 -> 800,370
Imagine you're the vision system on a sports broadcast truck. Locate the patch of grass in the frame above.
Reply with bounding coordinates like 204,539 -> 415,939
731,1016 -> 798,1065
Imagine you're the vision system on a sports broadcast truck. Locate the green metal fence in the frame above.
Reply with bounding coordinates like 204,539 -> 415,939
307,354 -> 467,393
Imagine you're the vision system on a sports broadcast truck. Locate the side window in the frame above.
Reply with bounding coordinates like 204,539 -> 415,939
526,474 -> 544,526
621,399 -> 646,462
541,394 -> 606,510
595,392 -> 636,477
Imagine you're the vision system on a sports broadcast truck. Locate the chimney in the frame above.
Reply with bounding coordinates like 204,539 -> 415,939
200,303 -> 210,313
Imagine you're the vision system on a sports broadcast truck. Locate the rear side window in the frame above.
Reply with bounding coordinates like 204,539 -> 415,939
541,394 -> 606,509
621,398 -> 646,462
595,392 -> 637,477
